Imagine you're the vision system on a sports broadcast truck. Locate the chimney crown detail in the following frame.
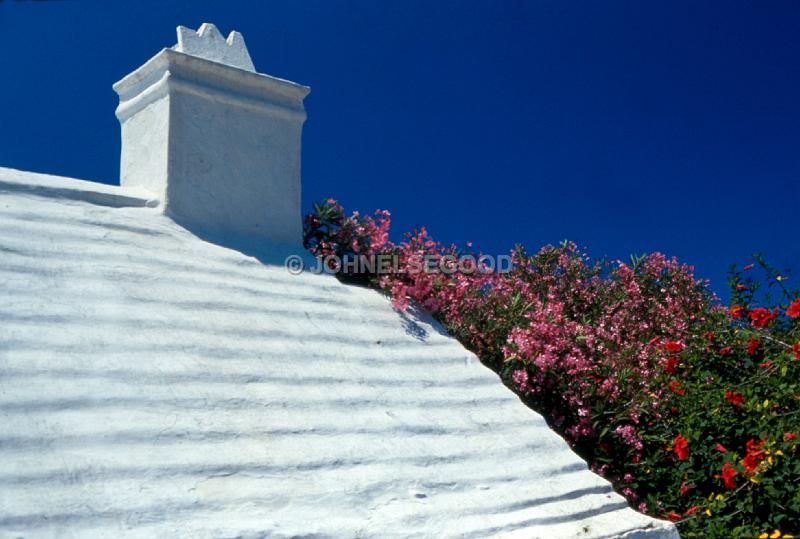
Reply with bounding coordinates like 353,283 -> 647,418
173,23 -> 256,72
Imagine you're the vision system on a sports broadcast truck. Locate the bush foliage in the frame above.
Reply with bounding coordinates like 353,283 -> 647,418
303,199 -> 800,538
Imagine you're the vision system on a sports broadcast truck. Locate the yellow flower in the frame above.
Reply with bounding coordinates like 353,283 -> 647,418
759,534 -> 769,539
784,535 -> 795,538
705,509 -> 712,516
770,530 -> 781,539
768,456 -> 774,465
776,450 -> 784,456
750,476 -> 760,483
764,399 -> 770,408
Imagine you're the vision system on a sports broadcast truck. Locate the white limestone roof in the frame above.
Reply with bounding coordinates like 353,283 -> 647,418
0,166 -> 678,538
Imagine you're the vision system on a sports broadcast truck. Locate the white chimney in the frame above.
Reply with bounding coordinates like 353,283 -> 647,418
113,23 -> 310,244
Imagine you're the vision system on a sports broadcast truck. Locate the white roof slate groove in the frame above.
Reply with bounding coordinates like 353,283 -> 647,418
0,166 -> 678,538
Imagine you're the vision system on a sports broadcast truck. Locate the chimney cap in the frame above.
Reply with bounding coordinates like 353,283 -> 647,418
173,22 -> 256,72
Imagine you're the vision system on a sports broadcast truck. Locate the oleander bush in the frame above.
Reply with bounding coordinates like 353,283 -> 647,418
303,199 -> 800,538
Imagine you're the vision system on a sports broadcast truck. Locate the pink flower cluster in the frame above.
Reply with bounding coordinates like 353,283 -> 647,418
304,200 -> 711,488
303,199 -> 392,275
373,233 -> 708,458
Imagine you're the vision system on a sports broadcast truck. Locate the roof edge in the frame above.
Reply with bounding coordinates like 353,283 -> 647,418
0,166 -> 159,209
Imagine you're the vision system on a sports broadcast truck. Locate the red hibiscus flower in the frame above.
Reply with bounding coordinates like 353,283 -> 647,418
794,340 -> 800,360
665,341 -> 682,353
664,356 -> 678,374
741,455 -> 760,474
724,390 -> 744,407
684,505 -> 701,516
719,346 -> 733,356
784,432 -> 798,442
673,434 -> 689,461
721,463 -> 737,489
730,305 -> 746,318
669,380 -> 685,396
667,512 -> 682,522
704,331 -> 716,342
748,307 -> 777,328
741,437 -> 766,474
787,298 -> 800,318
747,338 -> 759,357
715,443 -> 727,453
680,481 -> 695,495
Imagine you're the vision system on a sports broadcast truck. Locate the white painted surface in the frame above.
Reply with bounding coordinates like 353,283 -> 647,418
0,167 -> 678,538
114,25 -> 310,245
174,23 -> 256,72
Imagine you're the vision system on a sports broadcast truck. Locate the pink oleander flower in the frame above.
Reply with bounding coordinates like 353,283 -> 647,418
512,369 -> 530,393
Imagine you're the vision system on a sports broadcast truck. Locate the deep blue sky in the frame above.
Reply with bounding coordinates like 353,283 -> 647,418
1,0 -> 797,299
